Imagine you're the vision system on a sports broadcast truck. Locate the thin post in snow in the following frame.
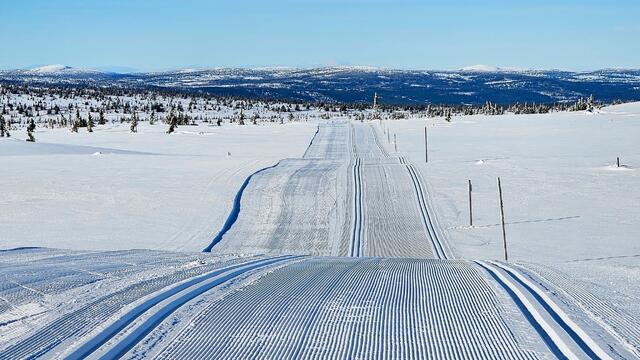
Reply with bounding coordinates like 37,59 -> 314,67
468,179 -> 473,227
388,130 -> 390,144
394,134 -> 397,152
617,157 -> 620,168
424,126 -> 428,163
497,177 -> 508,261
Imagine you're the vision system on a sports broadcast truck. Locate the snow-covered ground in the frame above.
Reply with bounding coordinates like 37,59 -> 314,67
382,103 -> 640,263
0,122 -> 316,251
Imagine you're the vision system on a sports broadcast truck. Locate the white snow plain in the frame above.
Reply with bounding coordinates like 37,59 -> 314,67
0,122 -> 316,251
381,103 -> 640,263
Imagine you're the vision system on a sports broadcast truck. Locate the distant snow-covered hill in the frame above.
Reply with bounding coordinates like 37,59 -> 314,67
2,65 -> 640,105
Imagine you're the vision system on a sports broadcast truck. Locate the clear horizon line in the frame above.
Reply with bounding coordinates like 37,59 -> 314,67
3,63 -> 640,74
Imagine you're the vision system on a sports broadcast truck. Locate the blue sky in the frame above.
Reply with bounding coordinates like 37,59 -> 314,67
0,0 -> 638,72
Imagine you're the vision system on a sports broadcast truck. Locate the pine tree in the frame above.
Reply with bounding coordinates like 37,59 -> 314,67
26,119 -> 36,142
130,112 -> 138,133
98,109 -> 106,125
166,109 -> 177,134
71,109 -> 80,132
239,110 -> 245,125
0,114 -> 5,137
445,110 -> 452,122
149,111 -> 156,125
87,113 -> 94,132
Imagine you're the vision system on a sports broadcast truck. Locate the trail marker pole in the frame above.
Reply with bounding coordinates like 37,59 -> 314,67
424,126 -> 428,163
394,134 -> 397,152
388,130 -> 390,144
497,177 -> 508,261
617,157 -> 620,168
468,180 -> 473,227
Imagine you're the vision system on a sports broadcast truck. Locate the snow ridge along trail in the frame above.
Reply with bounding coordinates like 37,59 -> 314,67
476,261 -> 617,360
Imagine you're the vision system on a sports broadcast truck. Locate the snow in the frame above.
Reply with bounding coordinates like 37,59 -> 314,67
2,108 -> 639,358
381,104 -> 640,263
0,122 -> 316,252
460,64 -> 501,72
380,103 -> 640,331
28,64 -> 71,73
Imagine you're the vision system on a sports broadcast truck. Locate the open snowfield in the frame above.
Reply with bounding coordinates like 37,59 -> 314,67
0,121 -> 316,251
383,103 -> 640,261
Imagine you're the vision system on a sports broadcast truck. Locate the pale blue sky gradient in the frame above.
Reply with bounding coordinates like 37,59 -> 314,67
0,0 -> 638,72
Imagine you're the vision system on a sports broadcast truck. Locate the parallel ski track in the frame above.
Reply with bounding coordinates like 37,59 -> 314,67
349,157 -> 364,257
156,258 -> 539,360
0,257 -> 251,359
346,123 -> 449,259
402,157 -> 450,260
71,255 -> 299,360
476,261 -> 615,360
517,262 -> 640,358
369,123 -> 390,158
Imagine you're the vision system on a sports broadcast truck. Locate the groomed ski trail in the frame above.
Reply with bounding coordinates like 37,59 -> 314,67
345,122 -> 450,259
155,258 -> 540,360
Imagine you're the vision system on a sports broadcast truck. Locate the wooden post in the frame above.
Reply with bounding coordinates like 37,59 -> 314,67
617,157 -> 620,168
394,134 -> 397,152
468,180 -> 473,227
387,130 -> 390,144
497,177 -> 508,261
424,126 -> 428,163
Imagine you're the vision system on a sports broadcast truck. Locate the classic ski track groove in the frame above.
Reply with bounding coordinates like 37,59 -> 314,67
517,262 -> 640,358
75,256 -> 300,360
477,260 -> 618,360
0,257 -> 252,359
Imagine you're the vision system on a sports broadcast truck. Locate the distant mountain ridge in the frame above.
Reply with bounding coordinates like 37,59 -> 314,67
2,65 -> 640,105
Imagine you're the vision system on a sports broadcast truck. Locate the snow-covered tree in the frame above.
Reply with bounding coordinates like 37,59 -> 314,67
26,119 -> 36,142
98,109 -> 106,125
130,112 -> 138,133
87,113 -> 94,132
0,114 -> 5,137
166,109 -> 177,134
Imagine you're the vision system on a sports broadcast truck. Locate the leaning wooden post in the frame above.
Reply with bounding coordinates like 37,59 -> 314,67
394,134 -> 397,152
468,180 -> 473,227
497,177 -> 508,261
424,126 -> 428,163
